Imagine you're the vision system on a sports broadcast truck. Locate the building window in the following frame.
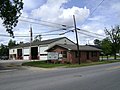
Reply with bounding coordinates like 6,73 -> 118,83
91,52 -> 97,57
61,51 -> 67,58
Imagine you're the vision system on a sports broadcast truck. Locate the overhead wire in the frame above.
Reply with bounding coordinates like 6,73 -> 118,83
17,0 -> 106,39
80,0 -> 105,26
21,16 -> 73,28
77,28 -> 105,37
75,0 -> 106,41
0,0 -> 106,41
77,30 -> 104,39
19,19 -> 65,28
21,16 -> 71,27
0,34 -> 10,37
37,28 -> 69,34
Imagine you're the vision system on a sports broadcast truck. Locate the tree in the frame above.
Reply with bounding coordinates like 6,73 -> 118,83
0,44 -> 9,56
8,39 -> 16,48
94,39 -> 101,46
101,38 -> 112,57
105,25 -> 120,59
0,0 -> 23,37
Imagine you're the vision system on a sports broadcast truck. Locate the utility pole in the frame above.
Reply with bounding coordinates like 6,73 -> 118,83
73,15 -> 80,64
29,26 -> 33,60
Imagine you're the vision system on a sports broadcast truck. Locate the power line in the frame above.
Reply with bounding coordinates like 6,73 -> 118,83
37,28 -> 68,34
21,16 -> 73,28
60,28 -> 105,37
12,27 -> 105,38
19,19 -> 65,28
90,0 -> 105,16
41,33 -> 62,36
59,30 -> 74,35
0,33 -> 63,38
77,28 -> 105,37
0,29 -> 68,38
19,0 -> 105,38
0,34 -> 30,38
77,30 -> 104,39
0,34 -> 10,37
21,16 -> 62,25
80,0 -> 105,25
35,28 -> 105,38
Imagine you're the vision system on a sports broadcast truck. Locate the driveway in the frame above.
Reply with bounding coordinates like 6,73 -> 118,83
0,60 -> 33,70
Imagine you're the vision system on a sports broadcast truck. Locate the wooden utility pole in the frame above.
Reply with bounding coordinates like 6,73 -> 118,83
73,15 -> 80,64
29,26 -> 33,60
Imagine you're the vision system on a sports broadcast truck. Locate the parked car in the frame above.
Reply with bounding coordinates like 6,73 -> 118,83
116,53 -> 120,56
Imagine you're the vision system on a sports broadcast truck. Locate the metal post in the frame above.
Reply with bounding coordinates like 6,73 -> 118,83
73,15 -> 80,64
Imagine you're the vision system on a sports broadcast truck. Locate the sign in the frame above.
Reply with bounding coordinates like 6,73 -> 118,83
59,54 -> 63,60
47,52 -> 59,60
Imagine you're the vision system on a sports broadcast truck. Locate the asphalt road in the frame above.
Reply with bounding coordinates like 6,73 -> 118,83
0,62 -> 120,90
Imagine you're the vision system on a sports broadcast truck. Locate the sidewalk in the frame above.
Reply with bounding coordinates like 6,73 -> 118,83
0,59 -> 40,64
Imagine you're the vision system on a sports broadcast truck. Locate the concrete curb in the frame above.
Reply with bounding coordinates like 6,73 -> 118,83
23,66 -> 58,71
0,69 -> 17,73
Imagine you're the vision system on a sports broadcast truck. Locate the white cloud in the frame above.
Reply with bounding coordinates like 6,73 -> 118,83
31,0 -> 90,25
31,0 -> 67,19
2,0 -> 118,45
78,22 -> 106,45
81,22 -> 105,34
28,0 -> 90,45
97,29 -> 104,34
59,6 -> 90,24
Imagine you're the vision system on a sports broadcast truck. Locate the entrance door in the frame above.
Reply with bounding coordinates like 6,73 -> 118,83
17,49 -> 22,59
31,47 -> 38,59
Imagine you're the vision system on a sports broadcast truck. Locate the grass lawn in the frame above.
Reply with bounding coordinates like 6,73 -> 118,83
100,55 -> 120,58
22,61 -> 65,68
22,60 -> 120,68
65,60 -> 120,68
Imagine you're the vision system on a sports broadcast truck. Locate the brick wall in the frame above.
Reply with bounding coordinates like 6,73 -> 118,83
47,46 -> 100,64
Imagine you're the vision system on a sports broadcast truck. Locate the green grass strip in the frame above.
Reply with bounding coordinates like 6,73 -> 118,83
22,60 -> 120,68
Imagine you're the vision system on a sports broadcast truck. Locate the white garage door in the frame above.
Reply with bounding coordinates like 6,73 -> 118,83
40,46 -> 48,60
23,48 -> 30,60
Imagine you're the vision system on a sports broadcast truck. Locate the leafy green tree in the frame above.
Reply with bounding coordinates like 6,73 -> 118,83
105,25 -> 120,59
8,39 -> 16,48
94,39 -> 101,46
0,0 -> 23,37
101,38 -> 112,56
0,44 -> 9,56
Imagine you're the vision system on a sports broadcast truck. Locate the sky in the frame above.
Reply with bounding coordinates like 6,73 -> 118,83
0,0 -> 120,45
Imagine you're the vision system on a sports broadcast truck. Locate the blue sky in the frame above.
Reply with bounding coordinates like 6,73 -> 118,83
0,0 -> 120,45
